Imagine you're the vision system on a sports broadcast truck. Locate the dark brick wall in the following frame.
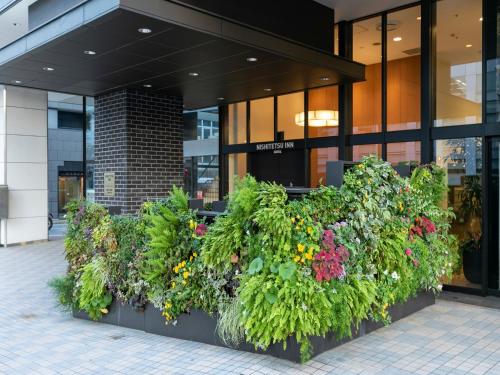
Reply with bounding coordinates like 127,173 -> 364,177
94,89 -> 183,214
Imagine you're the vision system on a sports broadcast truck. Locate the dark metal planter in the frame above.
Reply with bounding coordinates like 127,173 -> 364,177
73,291 -> 435,363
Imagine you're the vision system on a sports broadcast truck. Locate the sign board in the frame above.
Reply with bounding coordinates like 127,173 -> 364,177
255,141 -> 295,154
103,172 -> 115,197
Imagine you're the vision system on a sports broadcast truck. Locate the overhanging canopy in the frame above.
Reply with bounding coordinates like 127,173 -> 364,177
0,0 -> 365,109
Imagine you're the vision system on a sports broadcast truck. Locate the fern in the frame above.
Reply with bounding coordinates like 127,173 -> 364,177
78,256 -> 112,320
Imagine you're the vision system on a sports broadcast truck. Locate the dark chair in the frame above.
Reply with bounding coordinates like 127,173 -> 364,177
188,199 -> 204,210
211,200 -> 227,212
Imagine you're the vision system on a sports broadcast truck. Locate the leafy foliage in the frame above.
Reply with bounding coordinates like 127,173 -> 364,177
78,256 -> 112,320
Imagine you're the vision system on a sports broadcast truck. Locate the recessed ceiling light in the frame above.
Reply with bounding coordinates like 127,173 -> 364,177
320,77 -> 330,81
264,88 -> 272,92
246,57 -> 258,62
188,72 -> 199,77
42,67 -> 54,71
217,97 -> 225,100
138,28 -> 152,34
143,84 -> 152,88
416,16 -> 421,21
466,44 -> 473,48
83,50 -> 96,55
479,17 -> 483,22
11,80 -> 21,84
393,36 -> 403,42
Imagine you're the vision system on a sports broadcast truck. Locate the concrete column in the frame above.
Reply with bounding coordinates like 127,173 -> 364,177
94,89 -> 183,214
0,85 -> 48,245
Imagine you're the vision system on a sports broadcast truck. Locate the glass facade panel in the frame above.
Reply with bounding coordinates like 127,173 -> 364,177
228,153 -> 247,193
435,0 -> 483,127
310,147 -> 339,187
277,92 -> 304,140
387,142 -> 421,165
486,0 -> 500,123
353,16 -> 382,134
352,144 -> 382,161
489,138 -> 500,290
308,86 -> 339,138
228,102 -> 247,144
387,6 -> 421,131
184,155 -> 219,203
86,97 -> 95,202
250,97 -> 274,143
435,138 -> 482,289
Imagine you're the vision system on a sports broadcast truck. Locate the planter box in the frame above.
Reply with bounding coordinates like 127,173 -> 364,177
73,291 -> 435,362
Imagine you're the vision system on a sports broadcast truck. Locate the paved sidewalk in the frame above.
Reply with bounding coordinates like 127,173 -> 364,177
1,241 -> 500,375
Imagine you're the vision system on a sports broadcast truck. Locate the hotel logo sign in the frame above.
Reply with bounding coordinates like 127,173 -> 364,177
255,141 -> 295,154
103,172 -> 116,197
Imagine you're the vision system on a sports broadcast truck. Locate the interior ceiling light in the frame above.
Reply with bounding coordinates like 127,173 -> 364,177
295,110 -> 339,127
83,50 -> 96,55
217,97 -> 225,100
393,36 -> 403,42
320,77 -> 330,81
479,17 -> 483,21
11,80 -> 21,84
188,72 -> 199,77
417,16 -> 421,21
377,20 -> 400,32
263,88 -> 272,92
42,67 -> 54,71
138,28 -> 152,34
143,84 -> 152,88
466,44 -> 472,48
246,57 -> 258,62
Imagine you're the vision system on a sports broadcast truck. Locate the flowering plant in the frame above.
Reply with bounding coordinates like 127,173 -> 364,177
312,230 -> 349,282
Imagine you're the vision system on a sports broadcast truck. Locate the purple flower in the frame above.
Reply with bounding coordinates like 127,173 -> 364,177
195,223 -> 208,237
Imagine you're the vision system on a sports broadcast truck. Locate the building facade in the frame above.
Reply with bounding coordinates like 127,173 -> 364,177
0,0 -> 498,297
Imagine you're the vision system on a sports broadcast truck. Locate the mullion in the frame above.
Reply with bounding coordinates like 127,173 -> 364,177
381,13 -> 388,160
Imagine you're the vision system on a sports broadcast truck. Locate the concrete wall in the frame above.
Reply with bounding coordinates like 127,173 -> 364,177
0,85 -> 48,245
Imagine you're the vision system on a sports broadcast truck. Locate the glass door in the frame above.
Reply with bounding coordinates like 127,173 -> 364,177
58,176 -> 83,216
489,138 -> 500,290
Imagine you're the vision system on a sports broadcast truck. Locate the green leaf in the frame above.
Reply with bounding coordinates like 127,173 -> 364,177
278,262 -> 296,280
248,257 -> 264,275
270,263 -> 279,273
265,292 -> 277,304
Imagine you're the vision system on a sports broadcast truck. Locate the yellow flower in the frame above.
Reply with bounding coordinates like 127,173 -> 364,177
189,219 -> 196,229
295,225 -> 300,230
189,255 -> 193,262
171,281 -> 176,289
291,217 -> 296,223
181,261 -> 186,268
293,255 -> 301,263
174,266 -> 179,274
300,219 -> 304,225
307,226 -> 313,235
182,280 -> 187,285
183,271 -> 189,279
193,252 -> 197,258
305,252 -> 313,260
308,246 -> 314,253
297,243 -> 305,253
300,257 -> 305,264
399,202 -> 404,212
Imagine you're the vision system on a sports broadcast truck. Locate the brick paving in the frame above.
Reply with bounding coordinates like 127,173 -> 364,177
1,240 -> 500,374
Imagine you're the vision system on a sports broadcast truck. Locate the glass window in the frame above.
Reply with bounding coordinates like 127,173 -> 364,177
86,97 -> 95,202
308,86 -> 339,138
228,153 -> 247,193
277,92 -> 304,140
387,6 -> 421,131
334,24 -> 339,55
353,16 -> 382,134
435,0 -> 483,126
387,142 -> 421,165
486,1 -> 500,123
435,138 -> 482,289
184,155 -> 219,203
228,102 -> 247,144
250,97 -> 274,143
310,148 -> 339,188
352,144 -> 382,161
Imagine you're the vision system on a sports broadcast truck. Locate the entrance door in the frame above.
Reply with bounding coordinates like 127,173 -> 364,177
489,138 -> 500,291
58,176 -> 83,216
249,150 -> 305,187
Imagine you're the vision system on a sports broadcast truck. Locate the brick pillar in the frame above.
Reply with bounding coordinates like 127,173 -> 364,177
94,89 -> 183,214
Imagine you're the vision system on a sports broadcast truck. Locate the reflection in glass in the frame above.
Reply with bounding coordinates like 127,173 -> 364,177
308,86 -> 339,138
228,153 -> 247,193
435,138 -> 482,288
278,92 -> 304,140
228,102 -> 247,144
435,0 -> 482,126
387,142 -> 421,165
250,97 -> 274,143
489,139 -> 500,289
352,144 -> 382,161
310,148 -> 339,187
387,6 -> 421,131
353,16 -> 382,134
184,155 -> 219,203
86,97 -> 95,202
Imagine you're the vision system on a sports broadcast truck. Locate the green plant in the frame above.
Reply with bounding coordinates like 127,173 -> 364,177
216,297 -> 245,348
49,274 -> 78,312
78,256 -> 112,320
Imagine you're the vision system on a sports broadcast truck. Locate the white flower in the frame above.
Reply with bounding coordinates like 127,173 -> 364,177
391,271 -> 400,280
332,288 -> 337,294
445,251 -> 449,255
383,269 -> 389,276
448,263 -> 452,267
355,238 -> 361,244
301,303 -> 308,311
437,284 -> 443,291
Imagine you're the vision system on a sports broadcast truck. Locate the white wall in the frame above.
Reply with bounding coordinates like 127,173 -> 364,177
0,85 -> 48,245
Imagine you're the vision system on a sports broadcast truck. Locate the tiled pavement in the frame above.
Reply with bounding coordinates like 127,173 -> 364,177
1,241 -> 500,375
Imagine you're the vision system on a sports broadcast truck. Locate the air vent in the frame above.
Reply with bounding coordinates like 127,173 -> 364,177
403,47 -> 421,56
376,20 -> 400,31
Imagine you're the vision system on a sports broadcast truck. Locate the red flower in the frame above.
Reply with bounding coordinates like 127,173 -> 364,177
405,248 -> 412,256
195,223 -> 208,236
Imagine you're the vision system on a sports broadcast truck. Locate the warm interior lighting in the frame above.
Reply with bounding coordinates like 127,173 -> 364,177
393,36 -> 403,42
295,110 -> 339,127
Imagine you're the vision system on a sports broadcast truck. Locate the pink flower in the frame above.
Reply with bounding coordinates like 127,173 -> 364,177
195,223 -> 208,236
413,259 -> 419,267
405,248 -> 412,256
